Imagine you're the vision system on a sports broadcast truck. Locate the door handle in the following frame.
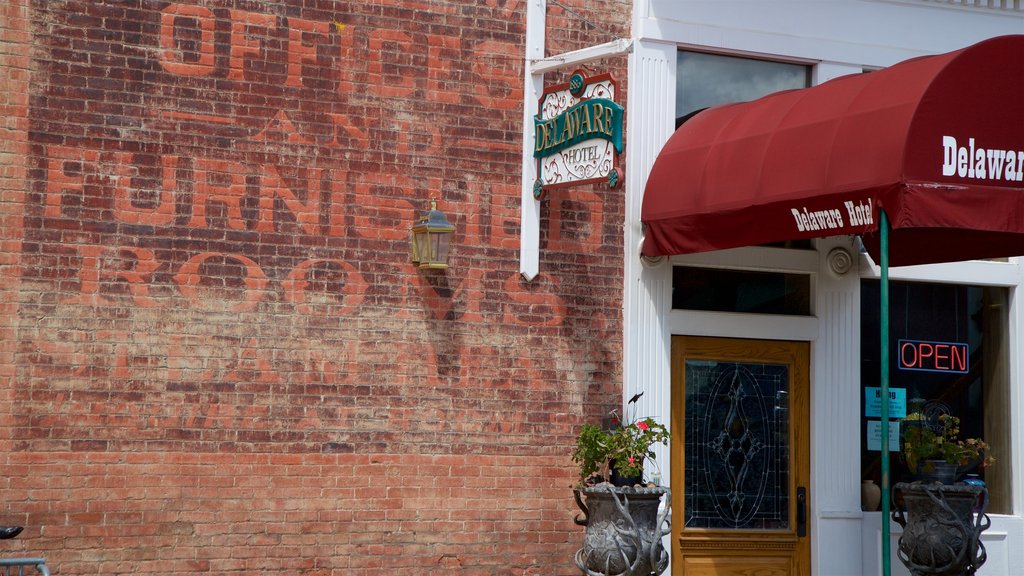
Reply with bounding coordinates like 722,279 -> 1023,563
796,486 -> 807,537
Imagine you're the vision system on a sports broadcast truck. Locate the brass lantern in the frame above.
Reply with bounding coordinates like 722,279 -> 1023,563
410,199 -> 455,269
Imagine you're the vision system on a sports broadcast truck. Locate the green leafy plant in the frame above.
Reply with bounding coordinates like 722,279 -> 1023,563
901,412 -> 994,474
572,394 -> 669,487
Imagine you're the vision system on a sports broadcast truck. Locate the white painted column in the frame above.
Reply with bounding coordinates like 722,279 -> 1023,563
1007,257 -> 1024,573
623,38 -> 676,475
812,235 -> 866,576
623,36 -> 677,572
807,61 -> 869,576
519,0 -> 545,281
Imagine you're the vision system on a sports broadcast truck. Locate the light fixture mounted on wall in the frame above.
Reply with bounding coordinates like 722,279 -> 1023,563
410,199 -> 455,270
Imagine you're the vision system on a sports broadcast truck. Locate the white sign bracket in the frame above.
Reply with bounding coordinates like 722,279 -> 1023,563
519,2 -> 632,281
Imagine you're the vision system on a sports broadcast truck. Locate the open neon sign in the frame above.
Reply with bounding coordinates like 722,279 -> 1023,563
897,339 -> 969,374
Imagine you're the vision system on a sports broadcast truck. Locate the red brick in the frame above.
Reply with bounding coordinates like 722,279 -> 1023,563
2,0 -> 629,573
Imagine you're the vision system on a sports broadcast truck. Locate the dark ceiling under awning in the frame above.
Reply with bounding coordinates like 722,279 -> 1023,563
641,35 -> 1024,267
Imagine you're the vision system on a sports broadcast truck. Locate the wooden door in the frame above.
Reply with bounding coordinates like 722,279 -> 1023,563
671,336 -> 811,576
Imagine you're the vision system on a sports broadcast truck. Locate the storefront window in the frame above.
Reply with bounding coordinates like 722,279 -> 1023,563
860,281 -> 1011,513
676,50 -> 811,120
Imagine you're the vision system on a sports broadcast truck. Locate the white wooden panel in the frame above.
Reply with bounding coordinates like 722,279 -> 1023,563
860,254 -> 1022,287
667,310 -> 819,342
637,0 -> 1024,69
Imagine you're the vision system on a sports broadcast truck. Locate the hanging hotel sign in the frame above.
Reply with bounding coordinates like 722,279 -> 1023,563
532,70 -> 623,199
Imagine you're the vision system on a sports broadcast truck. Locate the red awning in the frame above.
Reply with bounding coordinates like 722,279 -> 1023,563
641,35 -> 1024,266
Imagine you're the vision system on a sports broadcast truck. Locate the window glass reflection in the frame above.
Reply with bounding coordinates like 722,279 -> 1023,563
676,51 -> 810,120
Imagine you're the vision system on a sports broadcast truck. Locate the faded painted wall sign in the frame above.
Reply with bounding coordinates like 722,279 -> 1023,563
532,70 -> 623,198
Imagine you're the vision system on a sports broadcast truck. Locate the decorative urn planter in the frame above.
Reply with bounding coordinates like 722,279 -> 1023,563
573,483 -> 670,576
892,482 -> 990,576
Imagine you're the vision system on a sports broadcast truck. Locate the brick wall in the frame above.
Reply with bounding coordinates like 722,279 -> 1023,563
1,1 -> 630,573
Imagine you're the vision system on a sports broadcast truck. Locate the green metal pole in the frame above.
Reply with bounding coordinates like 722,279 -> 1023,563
880,209 -> 891,576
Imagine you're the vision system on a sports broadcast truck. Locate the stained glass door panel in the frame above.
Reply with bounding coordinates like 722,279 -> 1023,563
671,337 -> 810,576
685,360 -> 790,529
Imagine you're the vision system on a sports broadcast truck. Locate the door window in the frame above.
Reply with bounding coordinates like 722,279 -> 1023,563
684,360 -> 791,529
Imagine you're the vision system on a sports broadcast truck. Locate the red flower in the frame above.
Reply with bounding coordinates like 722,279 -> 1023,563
636,421 -> 649,431
628,457 -> 635,465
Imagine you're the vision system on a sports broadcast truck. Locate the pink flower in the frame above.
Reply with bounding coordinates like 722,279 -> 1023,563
628,457 -> 635,465
636,421 -> 649,431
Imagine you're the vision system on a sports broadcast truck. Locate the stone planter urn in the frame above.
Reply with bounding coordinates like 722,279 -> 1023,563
573,483 -> 670,576
892,482 -> 990,576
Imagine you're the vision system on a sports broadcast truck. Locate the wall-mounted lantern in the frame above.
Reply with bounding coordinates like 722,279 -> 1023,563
410,199 -> 455,269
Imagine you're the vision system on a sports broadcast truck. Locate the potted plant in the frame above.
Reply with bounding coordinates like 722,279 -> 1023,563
893,412 -> 994,576
572,412 -> 669,487
571,393 -> 671,576
901,413 -> 994,484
